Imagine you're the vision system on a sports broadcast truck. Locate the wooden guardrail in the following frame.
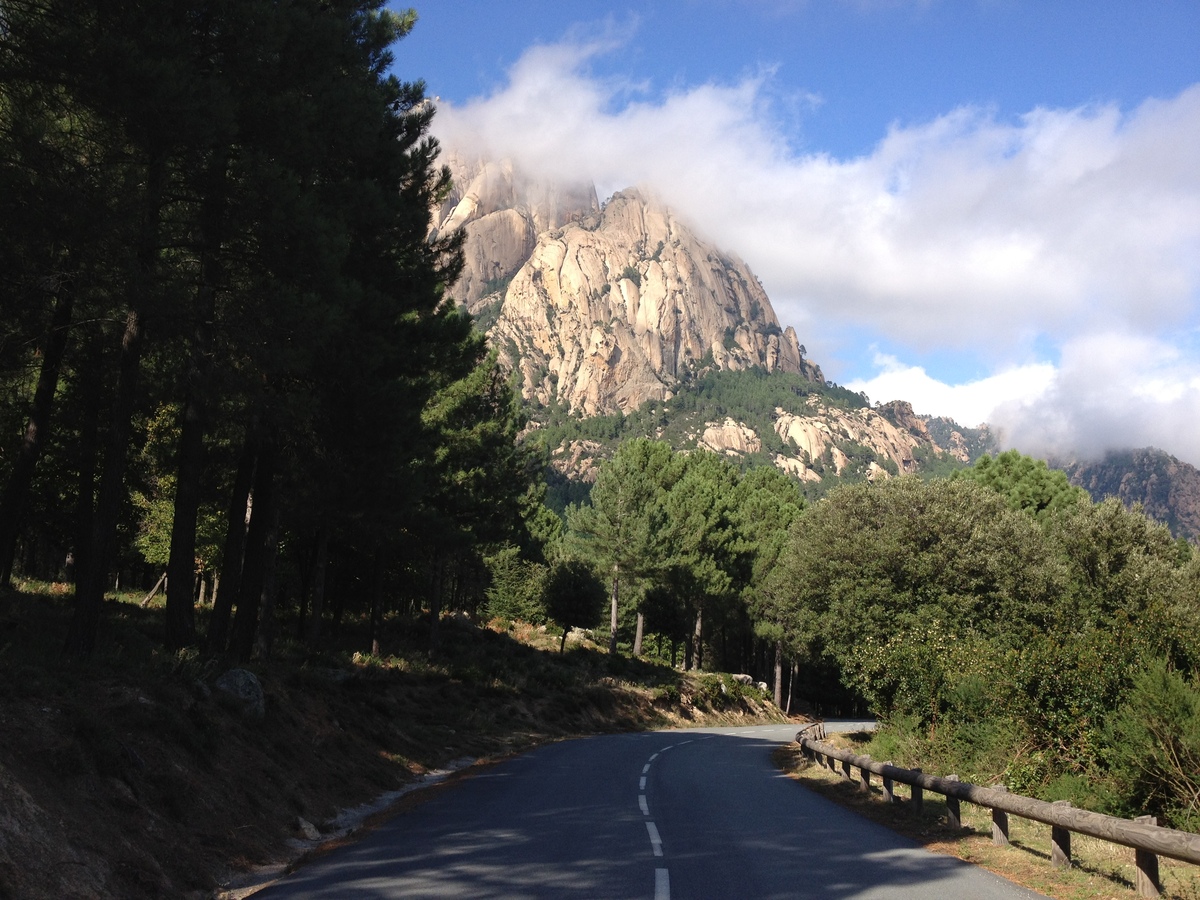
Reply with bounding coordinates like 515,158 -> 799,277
796,725 -> 1199,898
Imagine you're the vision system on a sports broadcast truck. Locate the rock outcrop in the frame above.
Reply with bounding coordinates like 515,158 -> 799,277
491,189 -> 819,415
431,152 -> 600,311
435,155 -> 821,415
773,401 -> 928,476
433,151 -> 1000,489
699,419 -> 762,456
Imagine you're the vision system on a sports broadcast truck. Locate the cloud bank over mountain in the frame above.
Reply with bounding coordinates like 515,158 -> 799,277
431,35 -> 1200,463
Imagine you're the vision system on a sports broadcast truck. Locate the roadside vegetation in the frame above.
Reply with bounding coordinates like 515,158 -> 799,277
777,735 -> 1200,900
768,452 -> 1200,833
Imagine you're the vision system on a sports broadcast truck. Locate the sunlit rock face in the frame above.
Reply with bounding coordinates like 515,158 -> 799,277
773,402 -> 932,477
699,419 -> 762,456
431,152 -> 601,311
434,155 -> 820,415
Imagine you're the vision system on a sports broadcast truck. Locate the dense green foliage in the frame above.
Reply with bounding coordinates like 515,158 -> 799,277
774,465 -> 1200,828
952,448 -> 1087,518
0,3 -> 540,660
560,439 -> 808,682
542,558 -> 608,652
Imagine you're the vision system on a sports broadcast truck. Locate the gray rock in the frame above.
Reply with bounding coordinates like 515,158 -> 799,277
731,673 -> 754,685
214,668 -> 265,720
296,817 -> 321,841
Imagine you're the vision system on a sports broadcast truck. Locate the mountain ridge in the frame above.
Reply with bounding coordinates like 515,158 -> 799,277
435,153 -> 1200,537
436,155 -> 989,491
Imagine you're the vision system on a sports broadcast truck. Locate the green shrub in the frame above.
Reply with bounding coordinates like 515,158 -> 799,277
1104,658 -> 1200,827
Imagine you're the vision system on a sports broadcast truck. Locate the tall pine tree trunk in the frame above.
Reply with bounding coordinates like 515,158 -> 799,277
206,424 -> 257,652
164,385 -> 204,648
64,307 -> 145,657
368,545 -> 384,656
64,154 -> 165,658
427,552 -> 443,657
773,638 -> 783,707
69,343 -> 102,596
608,563 -> 619,655
228,440 -> 277,662
690,604 -> 704,671
0,286 -> 73,585
633,610 -> 645,657
786,662 -> 796,715
165,154 -> 227,650
305,524 -> 329,648
253,504 -> 282,661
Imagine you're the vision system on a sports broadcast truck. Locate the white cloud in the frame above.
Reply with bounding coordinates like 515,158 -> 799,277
994,333 -> 1200,464
432,35 -> 1200,464
846,354 -> 1056,428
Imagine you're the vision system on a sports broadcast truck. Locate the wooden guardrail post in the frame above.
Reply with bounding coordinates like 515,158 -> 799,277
945,775 -> 961,828
841,757 -> 852,781
1051,800 -> 1073,868
859,759 -> 871,792
1135,815 -> 1161,898
794,734 -> 1200,877
882,762 -> 895,803
991,785 -> 1010,846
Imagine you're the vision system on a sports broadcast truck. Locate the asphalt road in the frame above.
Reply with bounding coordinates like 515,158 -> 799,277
254,723 -> 1046,899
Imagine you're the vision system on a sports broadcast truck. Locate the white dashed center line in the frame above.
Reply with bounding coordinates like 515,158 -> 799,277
646,821 -> 663,856
640,747 -> 673,898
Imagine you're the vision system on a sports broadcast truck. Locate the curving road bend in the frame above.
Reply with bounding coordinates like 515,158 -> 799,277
253,723 -> 1046,899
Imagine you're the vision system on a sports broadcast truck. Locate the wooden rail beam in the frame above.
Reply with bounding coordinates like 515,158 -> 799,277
796,734 -> 1200,867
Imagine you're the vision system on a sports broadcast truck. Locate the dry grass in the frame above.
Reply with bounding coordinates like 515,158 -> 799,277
775,741 -> 1200,900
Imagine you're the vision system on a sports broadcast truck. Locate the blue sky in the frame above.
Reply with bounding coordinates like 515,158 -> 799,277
397,2 -> 1198,158
393,2 -> 1200,464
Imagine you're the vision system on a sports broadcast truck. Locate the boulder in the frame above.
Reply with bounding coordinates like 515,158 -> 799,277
295,817 -> 321,842
214,668 -> 265,720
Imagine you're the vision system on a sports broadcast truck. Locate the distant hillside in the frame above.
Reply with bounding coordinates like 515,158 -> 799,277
1058,448 -> 1200,542
529,368 -> 994,511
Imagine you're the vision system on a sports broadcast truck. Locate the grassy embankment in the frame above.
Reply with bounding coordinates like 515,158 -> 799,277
0,582 -> 786,900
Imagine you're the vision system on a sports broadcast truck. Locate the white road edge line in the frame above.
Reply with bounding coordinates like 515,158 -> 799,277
655,867 -> 670,900
642,763 -> 651,774
646,821 -> 663,857
639,776 -> 647,790
639,794 -> 649,816
649,753 -> 659,761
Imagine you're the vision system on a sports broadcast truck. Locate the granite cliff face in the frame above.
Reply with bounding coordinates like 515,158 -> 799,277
431,152 -> 600,310
435,158 -> 820,416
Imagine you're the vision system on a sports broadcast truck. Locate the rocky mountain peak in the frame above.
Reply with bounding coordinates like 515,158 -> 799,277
431,151 -> 600,308
438,160 -> 821,415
